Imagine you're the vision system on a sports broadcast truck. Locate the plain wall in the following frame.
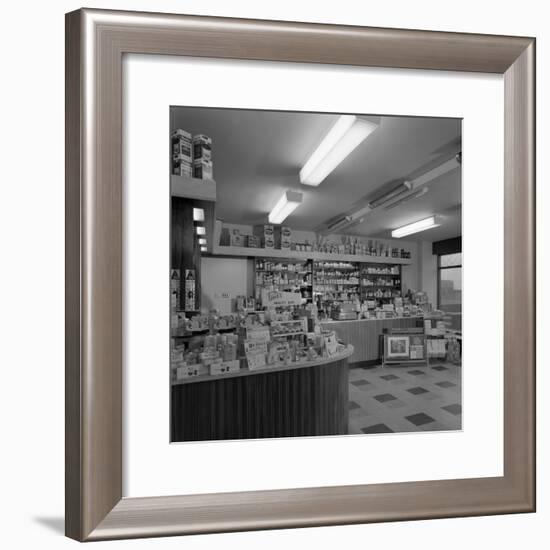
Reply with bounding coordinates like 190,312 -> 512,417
1,1 -> 547,550
201,256 -> 253,313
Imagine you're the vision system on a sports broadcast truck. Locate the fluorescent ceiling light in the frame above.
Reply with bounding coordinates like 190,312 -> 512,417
195,226 -> 206,235
392,216 -> 440,238
405,157 -> 460,188
200,246 -> 207,252
300,115 -> 378,186
193,208 -> 204,222
327,216 -> 352,232
268,190 -> 303,224
198,238 -> 207,245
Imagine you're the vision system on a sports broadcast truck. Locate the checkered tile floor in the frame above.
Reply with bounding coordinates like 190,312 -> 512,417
348,362 -> 462,434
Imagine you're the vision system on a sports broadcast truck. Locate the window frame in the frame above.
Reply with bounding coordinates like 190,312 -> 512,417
437,252 -> 462,310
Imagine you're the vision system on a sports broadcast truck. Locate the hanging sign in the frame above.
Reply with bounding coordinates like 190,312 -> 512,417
261,289 -> 302,308
184,269 -> 196,311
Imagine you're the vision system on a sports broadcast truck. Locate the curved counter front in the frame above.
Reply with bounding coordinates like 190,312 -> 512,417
171,345 -> 353,442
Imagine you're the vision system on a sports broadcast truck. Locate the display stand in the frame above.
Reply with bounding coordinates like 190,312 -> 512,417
382,327 -> 428,367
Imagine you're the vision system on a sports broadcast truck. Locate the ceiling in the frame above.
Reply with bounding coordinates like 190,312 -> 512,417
171,107 -> 462,243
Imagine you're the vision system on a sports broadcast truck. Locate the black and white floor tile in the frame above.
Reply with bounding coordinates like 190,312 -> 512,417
348,362 -> 462,434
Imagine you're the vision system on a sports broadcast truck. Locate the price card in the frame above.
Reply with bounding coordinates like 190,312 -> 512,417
244,340 -> 268,354
247,353 -> 267,371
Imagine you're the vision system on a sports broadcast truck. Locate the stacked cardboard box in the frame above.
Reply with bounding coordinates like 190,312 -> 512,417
192,134 -> 213,180
193,159 -> 213,180
253,224 -> 275,249
171,129 -> 192,177
192,134 -> 212,161
246,235 -> 260,248
276,226 -> 292,250
171,130 -> 214,180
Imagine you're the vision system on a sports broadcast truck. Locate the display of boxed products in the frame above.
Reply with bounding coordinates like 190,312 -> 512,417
253,224 -> 275,249
169,305 -> 351,383
170,129 -> 217,181
192,134 -> 212,161
171,129 -> 192,159
275,225 -> 292,249
246,235 -> 260,248
193,158 -> 213,180
172,154 -> 192,177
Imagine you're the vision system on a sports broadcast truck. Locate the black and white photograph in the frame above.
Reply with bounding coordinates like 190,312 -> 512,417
169,107 -> 463,442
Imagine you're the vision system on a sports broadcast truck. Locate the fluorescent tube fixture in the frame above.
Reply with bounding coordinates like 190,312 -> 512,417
193,208 -> 205,222
327,216 -> 353,232
300,115 -> 378,186
392,216 -> 440,238
198,238 -> 207,245
196,226 -> 206,235
200,246 -> 207,252
268,190 -> 303,224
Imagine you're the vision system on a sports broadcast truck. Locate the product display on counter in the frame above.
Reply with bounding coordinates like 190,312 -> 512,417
170,304 -> 350,382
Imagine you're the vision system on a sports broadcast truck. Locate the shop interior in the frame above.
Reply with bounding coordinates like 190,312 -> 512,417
170,107 -> 462,442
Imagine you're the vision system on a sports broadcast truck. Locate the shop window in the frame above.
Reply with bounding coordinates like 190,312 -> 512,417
438,252 -> 462,312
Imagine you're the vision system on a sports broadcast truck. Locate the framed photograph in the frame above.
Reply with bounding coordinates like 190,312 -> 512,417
65,8 -> 535,542
387,336 -> 410,359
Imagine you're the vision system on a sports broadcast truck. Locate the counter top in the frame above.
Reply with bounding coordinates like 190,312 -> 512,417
321,315 -> 424,324
172,344 -> 354,386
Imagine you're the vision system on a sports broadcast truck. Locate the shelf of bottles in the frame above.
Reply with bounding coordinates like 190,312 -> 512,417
360,263 -> 402,302
254,258 -> 313,303
313,261 -> 361,309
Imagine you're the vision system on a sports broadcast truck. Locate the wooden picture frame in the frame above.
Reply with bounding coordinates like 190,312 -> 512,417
65,8 -> 535,541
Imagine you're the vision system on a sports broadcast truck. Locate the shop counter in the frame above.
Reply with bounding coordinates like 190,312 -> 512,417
321,316 -> 424,365
171,345 -> 353,442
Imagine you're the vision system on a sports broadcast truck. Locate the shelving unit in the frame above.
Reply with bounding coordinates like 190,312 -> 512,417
211,221 -> 413,265
254,258 -> 313,303
360,263 -> 402,303
313,261 -> 361,306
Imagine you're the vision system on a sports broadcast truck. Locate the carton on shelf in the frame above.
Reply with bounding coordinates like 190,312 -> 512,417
230,234 -> 243,247
246,235 -> 260,248
171,129 -> 192,161
229,228 -> 243,247
192,134 -> 212,162
172,154 -> 192,177
273,225 -> 292,249
253,224 -> 275,249
193,159 -> 213,180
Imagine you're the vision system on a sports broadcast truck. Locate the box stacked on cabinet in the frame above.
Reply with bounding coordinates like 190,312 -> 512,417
171,129 -> 192,176
171,130 -> 214,179
192,133 -> 213,180
192,134 -> 212,161
193,159 -> 213,180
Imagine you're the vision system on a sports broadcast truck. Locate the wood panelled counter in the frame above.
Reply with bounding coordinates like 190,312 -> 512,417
321,317 -> 423,365
171,345 -> 353,442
